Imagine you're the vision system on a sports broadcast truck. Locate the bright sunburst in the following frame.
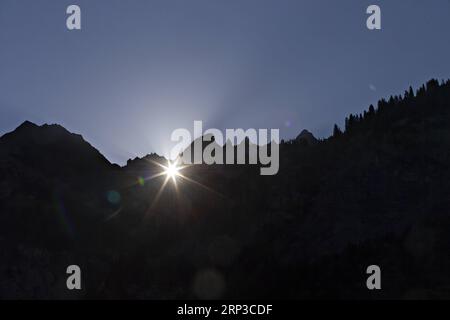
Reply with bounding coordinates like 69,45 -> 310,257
163,160 -> 180,181
135,156 -> 221,214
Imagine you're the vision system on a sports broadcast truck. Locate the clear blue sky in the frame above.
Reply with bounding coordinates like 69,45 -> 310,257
1,0 -> 449,164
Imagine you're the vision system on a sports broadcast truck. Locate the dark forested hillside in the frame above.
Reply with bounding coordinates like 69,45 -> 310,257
1,79 -> 450,299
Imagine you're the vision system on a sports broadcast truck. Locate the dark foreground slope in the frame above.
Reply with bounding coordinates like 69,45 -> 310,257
0,79 -> 450,299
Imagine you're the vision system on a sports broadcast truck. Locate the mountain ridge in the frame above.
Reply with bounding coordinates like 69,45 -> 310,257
1,78 -> 450,299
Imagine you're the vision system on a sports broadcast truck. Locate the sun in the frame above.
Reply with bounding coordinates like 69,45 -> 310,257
163,160 -> 181,181
140,156 -> 220,213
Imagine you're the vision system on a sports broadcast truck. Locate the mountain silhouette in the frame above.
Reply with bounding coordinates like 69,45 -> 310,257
295,129 -> 318,145
1,79 -> 450,299
0,120 -> 117,178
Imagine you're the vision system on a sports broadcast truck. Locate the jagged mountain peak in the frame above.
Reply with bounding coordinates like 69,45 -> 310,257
1,120 -> 82,143
16,120 -> 38,130
0,121 -> 115,175
295,129 -> 318,145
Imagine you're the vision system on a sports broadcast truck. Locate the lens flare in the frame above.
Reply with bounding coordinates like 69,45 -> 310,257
164,160 -> 180,180
136,157 -> 222,216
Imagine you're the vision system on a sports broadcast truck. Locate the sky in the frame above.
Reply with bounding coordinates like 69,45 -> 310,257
1,0 -> 450,164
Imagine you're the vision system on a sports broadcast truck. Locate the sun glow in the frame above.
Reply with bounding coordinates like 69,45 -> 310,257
137,156 -> 221,214
164,160 -> 180,180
